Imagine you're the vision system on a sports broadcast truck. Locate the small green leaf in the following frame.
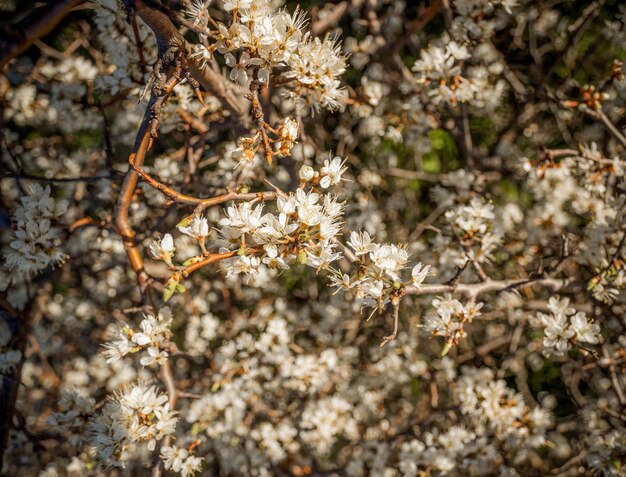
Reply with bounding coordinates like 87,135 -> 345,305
297,249 -> 307,264
182,256 -> 202,267
163,278 -> 179,302
176,216 -> 192,228
441,341 -> 453,357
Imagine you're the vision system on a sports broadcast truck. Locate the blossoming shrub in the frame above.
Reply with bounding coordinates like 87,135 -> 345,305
1,0 -> 625,476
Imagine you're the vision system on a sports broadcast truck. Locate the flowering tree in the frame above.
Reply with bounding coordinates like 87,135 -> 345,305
1,0 -> 625,475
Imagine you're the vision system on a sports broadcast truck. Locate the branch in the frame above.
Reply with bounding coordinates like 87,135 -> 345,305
578,105 -> 626,149
0,297 -> 29,469
311,1 -> 351,36
0,0 -> 82,69
380,301 -> 400,347
129,152 -> 278,207
405,277 -> 573,300
1,172 -> 121,183
151,359 -> 177,477
114,68 -> 182,301
130,0 -> 249,125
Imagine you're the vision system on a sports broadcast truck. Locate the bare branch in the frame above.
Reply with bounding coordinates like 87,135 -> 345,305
0,0 -> 82,69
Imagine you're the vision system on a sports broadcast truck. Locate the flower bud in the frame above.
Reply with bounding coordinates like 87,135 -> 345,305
299,165 -> 315,181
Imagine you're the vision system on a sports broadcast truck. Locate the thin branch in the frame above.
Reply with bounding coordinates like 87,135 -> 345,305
406,277 -> 573,300
129,154 -> 278,206
602,344 -> 626,405
311,1 -> 351,36
151,360 -> 177,477
578,105 -> 626,149
0,0 -> 82,69
1,172 -> 121,183
380,302 -> 400,347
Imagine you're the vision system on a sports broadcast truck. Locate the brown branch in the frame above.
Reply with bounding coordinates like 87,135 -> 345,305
405,277 -> 573,300
456,335 -> 512,364
130,0 -> 249,125
132,0 -> 184,57
0,295 -> 34,469
0,0 -> 82,69
151,359 -> 177,477
380,301 -> 400,347
311,1 -> 351,36
602,344 -> 626,405
179,250 -> 238,277
578,105 -> 626,149
129,155 -> 278,207
387,0 -> 443,57
114,70 -> 182,301
247,81 -> 274,165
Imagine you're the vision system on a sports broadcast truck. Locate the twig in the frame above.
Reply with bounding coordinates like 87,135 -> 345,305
602,344 -> 626,405
129,154 -> 278,207
578,105 -> 626,149
247,81 -> 273,165
1,172 -> 120,183
387,0 -> 443,56
311,1 -> 351,36
456,335 -> 512,364
380,302 -> 400,347
151,360 -> 177,477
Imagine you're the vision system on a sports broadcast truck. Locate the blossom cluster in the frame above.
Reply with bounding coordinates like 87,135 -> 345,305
160,445 -> 204,477
533,297 -> 601,356
329,231 -> 432,314
48,389 -> 95,448
399,366 -> 553,475
185,0 -> 347,112
103,307 -> 173,366
3,184 -> 68,279
88,382 -> 178,468
423,294 -> 484,355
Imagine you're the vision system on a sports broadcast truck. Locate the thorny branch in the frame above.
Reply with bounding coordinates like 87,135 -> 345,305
114,68 -> 181,302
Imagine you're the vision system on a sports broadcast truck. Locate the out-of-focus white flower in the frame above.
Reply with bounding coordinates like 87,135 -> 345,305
0,350 -> 22,373
4,184 -> 68,279
103,308 -> 173,366
540,312 -> 575,355
161,445 -> 204,477
222,0 -> 252,11
535,298 -> 600,355
424,295 -> 483,354
570,311 -> 601,344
